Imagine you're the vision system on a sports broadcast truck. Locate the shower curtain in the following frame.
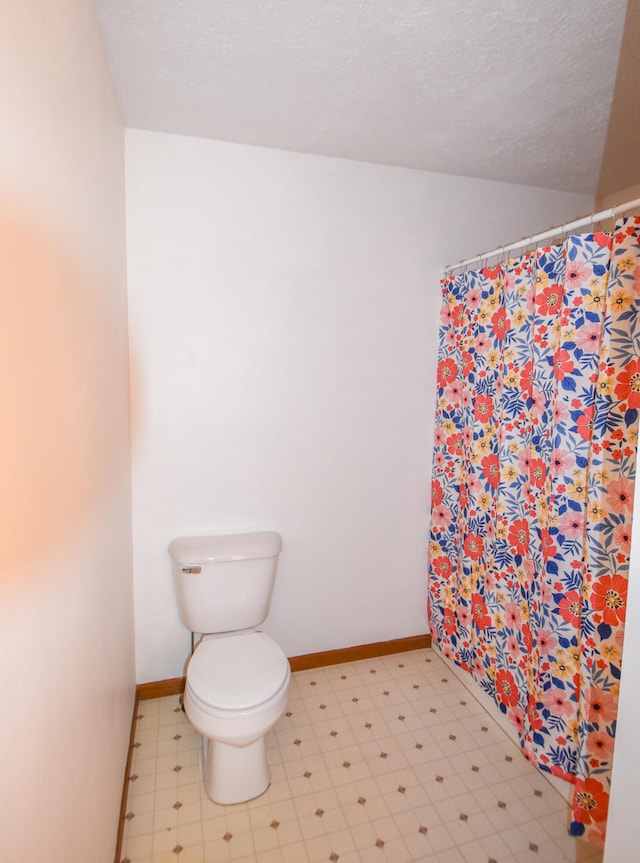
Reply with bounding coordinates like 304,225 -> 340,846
428,217 -> 640,846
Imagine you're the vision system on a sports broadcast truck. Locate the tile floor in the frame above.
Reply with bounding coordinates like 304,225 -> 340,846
120,648 -> 604,863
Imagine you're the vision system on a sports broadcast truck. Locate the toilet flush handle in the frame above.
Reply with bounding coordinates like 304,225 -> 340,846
182,566 -> 201,574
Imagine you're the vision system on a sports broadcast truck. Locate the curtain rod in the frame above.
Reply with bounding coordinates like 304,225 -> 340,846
444,197 -> 640,274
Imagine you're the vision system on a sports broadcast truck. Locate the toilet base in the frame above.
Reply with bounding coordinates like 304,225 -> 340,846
203,735 -> 271,804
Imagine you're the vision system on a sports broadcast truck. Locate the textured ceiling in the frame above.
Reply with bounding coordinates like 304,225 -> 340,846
95,0 -> 629,194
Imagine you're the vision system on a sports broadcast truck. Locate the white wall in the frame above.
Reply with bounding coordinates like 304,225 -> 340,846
126,128 -> 591,683
0,2 -> 134,862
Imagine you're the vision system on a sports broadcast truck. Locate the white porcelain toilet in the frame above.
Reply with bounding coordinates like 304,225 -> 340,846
169,531 -> 290,805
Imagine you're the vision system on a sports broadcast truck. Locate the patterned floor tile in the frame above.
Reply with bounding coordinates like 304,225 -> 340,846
119,649 -> 603,863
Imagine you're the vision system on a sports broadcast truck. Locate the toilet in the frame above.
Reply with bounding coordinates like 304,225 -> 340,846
169,531 -> 290,805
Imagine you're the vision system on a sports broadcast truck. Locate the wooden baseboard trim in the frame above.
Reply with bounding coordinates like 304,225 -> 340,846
137,676 -> 185,700
113,690 -> 139,863
288,634 -> 431,672
136,634 -> 432,698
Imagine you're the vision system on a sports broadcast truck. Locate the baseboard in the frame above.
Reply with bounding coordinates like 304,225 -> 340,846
136,634 -> 432,699
288,634 -> 431,671
137,676 -> 185,700
113,689 -> 139,863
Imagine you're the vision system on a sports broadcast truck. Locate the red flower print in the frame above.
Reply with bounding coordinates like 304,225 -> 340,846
460,350 -> 473,377
526,695 -> 543,731
491,307 -> 510,340
495,669 -> 519,707
443,607 -> 457,635
591,574 -> 628,627
553,348 -> 574,381
481,453 -> 500,488
431,479 -> 443,507
529,458 -> 546,488
508,519 -> 529,555
536,284 -> 563,315
474,394 -> 494,423
482,265 -> 501,279
471,592 -> 491,630
606,477 -> 634,514
593,232 -> 611,248
614,358 -> 640,408
519,360 -> 534,392
573,777 -> 609,825
540,528 -> 557,560
575,405 -> 595,441
446,432 -> 463,455
432,556 -> 454,580
558,590 -> 582,627
451,304 -> 464,327
464,533 -> 484,561
459,484 -> 469,510
437,357 -> 459,388
549,763 -> 573,781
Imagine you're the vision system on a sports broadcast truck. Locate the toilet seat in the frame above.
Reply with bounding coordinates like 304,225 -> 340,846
187,631 -> 290,711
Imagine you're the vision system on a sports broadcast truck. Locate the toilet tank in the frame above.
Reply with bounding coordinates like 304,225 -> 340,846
169,531 -> 282,634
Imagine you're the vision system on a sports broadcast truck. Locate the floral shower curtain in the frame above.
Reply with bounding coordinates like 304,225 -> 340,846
428,217 -> 640,846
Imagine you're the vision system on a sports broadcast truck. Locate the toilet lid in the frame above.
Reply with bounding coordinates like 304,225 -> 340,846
188,632 -> 290,710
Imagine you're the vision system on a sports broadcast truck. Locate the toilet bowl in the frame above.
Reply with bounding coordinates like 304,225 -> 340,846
184,630 -> 291,804
169,531 -> 289,804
